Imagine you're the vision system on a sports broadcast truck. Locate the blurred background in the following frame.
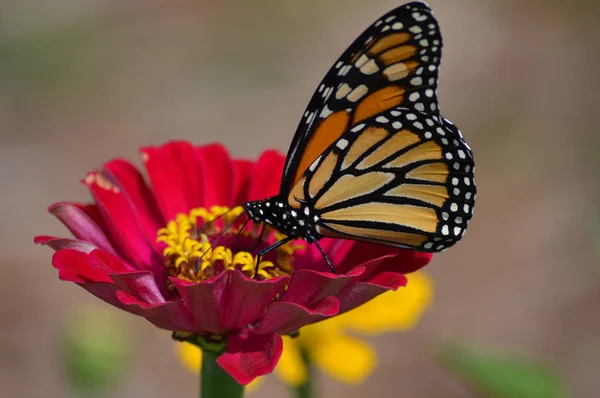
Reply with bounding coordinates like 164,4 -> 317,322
1,0 -> 599,397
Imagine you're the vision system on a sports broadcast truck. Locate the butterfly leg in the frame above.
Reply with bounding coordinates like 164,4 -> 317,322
254,236 -> 294,279
308,235 -> 336,274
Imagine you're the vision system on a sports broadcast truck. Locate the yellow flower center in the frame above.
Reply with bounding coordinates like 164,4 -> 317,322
157,206 -> 303,282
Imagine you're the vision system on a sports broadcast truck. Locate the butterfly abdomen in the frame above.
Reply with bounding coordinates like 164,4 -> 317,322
244,198 -> 320,240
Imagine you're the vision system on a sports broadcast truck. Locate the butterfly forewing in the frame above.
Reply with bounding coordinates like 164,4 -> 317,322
280,1 -> 444,195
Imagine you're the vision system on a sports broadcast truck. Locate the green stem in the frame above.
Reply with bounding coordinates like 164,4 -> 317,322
294,347 -> 314,398
200,350 -> 244,398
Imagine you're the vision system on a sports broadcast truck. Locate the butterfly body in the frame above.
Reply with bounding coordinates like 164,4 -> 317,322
243,1 -> 476,260
245,197 -> 320,241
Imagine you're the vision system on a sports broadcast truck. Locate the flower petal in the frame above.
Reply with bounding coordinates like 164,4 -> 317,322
141,141 -> 205,222
296,238 -> 355,272
274,336 -> 308,387
49,202 -> 118,256
102,158 -> 165,244
344,272 -> 433,334
89,250 -> 168,304
217,331 -> 283,385
115,290 -> 198,332
79,282 -> 138,314
335,271 -> 407,315
247,150 -> 285,201
51,250 -> 139,314
311,333 -> 377,384
176,342 -> 202,373
232,159 -> 253,205
333,242 -> 400,277
83,171 -> 161,270
283,267 -> 364,308
52,249 -> 112,284
171,270 -> 288,333
254,296 -> 339,335
35,235 -> 97,253
378,249 -> 432,274
196,144 -> 234,207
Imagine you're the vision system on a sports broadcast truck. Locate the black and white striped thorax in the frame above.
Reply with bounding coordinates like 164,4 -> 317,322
244,198 -> 320,240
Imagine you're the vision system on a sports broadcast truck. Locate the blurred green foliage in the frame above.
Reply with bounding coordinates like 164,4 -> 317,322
63,306 -> 132,394
439,342 -> 568,398
0,19 -> 116,102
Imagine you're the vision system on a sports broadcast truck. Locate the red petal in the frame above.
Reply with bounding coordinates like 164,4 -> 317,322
381,249 -> 432,274
232,159 -> 254,205
254,296 -> 339,335
335,275 -> 407,315
103,158 -> 164,242
73,203 -> 107,229
79,282 -> 139,314
196,144 -> 234,207
334,254 -> 409,315
49,202 -> 118,256
89,250 -> 169,303
217,332 -> 283,385
333,242 -> 400,278
116,291 -> 198,332
141,141 -> 205,221
171,270 -> 288,334
283,267 -> 363,307
83,171 -> 162,270
52,249 -> 112,284
35,236 -> 97,253
247,150 -> 285,201
292,239 -> 356,273
339,243 -> 432,276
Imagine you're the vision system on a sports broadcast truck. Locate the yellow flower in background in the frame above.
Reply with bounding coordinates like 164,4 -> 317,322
176,271 -> 432,388
277,271 -> 433,385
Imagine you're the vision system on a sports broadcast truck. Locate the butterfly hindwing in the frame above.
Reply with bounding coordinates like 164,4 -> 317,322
280,1 -> 443,195
288,107 -> 476,252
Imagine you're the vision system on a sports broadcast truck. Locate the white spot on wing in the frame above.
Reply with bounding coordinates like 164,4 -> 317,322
383,63 -> 408,81
320,105 -> 333,118
335,83 -> 351,100
354,54 -> 369,69
336,139 -> 349,150
412,12 -> 428,22
351,123 -> 366,133
347,85 -> 369,102
360,59 -> 379,75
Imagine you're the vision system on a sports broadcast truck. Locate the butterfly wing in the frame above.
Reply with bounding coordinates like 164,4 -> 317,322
280,1 -> 443,197
289,108 -> 475,251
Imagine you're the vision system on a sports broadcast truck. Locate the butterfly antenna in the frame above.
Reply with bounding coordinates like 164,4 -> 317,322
194,210 -> 245,272
246,223 -> 267,252
232,217 -> 251,252
196,207 -> 236,236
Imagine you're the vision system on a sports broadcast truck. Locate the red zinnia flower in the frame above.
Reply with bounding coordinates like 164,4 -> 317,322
35,141 -> 431,384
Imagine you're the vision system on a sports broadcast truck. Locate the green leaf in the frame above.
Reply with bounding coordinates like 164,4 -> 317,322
63,306 -> 132,394
438,342 -> 568,398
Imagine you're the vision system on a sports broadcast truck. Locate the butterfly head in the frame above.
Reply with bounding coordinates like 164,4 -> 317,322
244,198 -> 319,240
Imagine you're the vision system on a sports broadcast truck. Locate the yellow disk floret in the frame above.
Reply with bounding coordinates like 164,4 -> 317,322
157,206 -> 302,281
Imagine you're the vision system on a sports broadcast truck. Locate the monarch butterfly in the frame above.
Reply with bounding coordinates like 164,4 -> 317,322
244,1 -> 476,272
